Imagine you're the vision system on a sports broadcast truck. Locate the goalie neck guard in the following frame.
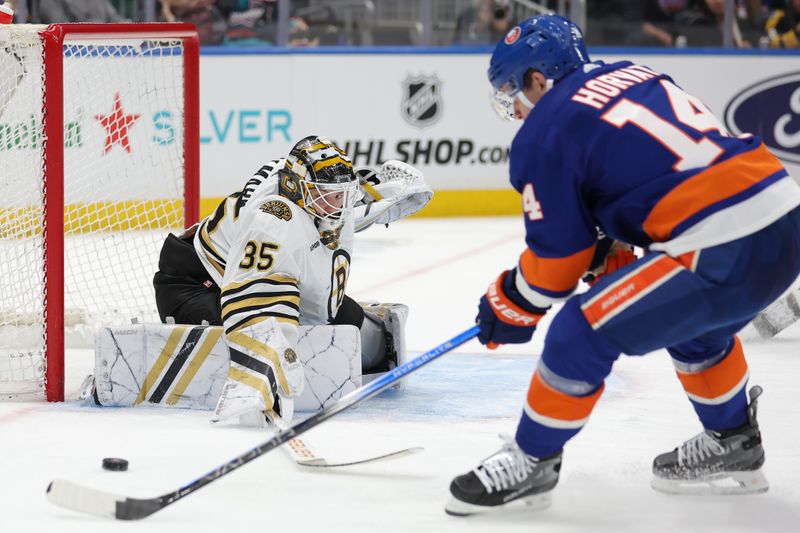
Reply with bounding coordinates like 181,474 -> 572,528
278,136 -> 357,248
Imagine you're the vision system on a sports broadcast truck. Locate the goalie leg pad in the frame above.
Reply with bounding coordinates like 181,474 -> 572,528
360,302 -> 409,391
92,323 -> 361,412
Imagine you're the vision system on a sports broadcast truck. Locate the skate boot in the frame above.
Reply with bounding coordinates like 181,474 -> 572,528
445,434 -> 561,516
651,385 -> 768,495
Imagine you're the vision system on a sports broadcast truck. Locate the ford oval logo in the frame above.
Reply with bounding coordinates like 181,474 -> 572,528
724,72 -> 800,164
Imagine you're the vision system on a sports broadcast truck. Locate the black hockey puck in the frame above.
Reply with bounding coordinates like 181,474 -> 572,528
102,458 -> 129,472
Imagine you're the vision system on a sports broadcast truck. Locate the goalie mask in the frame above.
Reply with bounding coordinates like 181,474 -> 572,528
278,136 -> 358,249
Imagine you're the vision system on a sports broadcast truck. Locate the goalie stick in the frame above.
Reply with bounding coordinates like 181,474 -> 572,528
46,325 -> 480,520
283,434 -> 424,468
278,420 -> 423,468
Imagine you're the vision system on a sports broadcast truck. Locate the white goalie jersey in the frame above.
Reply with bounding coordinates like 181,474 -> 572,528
191,153 -> 431,423
194,159 -> 354,330
194,159 -> 354,417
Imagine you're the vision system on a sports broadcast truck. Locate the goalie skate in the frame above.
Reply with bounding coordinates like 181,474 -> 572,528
651,386 -> 769,495
445,434 -> 561,516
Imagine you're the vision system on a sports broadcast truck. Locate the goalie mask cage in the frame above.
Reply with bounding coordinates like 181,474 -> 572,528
0,24 -> 200,402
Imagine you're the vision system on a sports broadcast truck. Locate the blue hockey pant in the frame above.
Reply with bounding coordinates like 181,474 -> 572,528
517,207 -> 800,457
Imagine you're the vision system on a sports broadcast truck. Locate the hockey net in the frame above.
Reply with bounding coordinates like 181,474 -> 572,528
0,24 -> 199,401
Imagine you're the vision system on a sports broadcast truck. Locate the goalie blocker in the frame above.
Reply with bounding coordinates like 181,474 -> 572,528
86,303 -> 408,413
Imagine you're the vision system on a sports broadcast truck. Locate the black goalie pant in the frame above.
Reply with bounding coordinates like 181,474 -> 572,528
152,231 -> 223,326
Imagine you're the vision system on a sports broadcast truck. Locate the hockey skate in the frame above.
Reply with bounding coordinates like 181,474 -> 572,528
445,435 -> 561,516
651,386 -> 769,495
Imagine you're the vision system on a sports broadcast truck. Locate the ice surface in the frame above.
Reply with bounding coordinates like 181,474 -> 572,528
2,217 -> 799,532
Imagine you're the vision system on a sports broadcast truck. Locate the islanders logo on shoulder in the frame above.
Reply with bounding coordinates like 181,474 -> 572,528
504,26 -> 521,45
259,200 -> 292,221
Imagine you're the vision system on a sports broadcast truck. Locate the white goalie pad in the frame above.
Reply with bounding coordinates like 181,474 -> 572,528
354,160 -> 434,232
92,323 -> 361,412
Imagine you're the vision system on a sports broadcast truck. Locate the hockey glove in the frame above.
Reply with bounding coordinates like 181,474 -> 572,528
582,238 -> 636,287
476,269 -> 549,349
352,160 -> 433,232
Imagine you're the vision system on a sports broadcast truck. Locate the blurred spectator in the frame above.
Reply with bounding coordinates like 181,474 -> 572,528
454,0 -> 515,45
159,0 -> 228,44
765,0 -> 800,47
691,0 -> 759,47
222,0 -> 318,46
587,0 -> 641,21
642,0 -> 693,47
585,0 -> 646,46
39,0 -> 129,23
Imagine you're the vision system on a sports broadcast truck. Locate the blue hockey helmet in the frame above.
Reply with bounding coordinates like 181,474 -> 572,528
488,14 -> 589,118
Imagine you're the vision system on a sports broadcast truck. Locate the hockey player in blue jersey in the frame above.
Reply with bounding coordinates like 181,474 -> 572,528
446,14 -> 800,516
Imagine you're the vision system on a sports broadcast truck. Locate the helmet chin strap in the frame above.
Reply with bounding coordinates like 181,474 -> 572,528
515,91 -> 535,110
515,79 -> 554,111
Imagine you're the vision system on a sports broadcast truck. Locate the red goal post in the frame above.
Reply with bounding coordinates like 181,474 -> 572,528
0,23 -> 200,402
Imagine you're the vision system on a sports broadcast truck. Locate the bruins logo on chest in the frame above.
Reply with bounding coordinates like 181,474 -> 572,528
259,200 -> 292,221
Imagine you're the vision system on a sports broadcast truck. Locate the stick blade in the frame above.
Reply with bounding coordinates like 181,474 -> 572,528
298,446 -> 425,468
46,479 -> 162,520
47,479 -> 123,519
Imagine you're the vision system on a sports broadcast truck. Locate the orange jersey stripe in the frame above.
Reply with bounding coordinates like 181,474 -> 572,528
643,144 -> 785,242
675,337 -> 748,403
582,255 -> 682,329
526,371 -> 604,424
519,244 -> 596,293
676,250 -> 699,272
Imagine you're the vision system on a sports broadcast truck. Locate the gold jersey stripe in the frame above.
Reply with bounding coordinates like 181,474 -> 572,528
222,274 -> 298,293
198,223 -> 226,276
228,366 -> 274,411
227,331 -> 291,394
165,328 -> 224,406
199,220 -> 227,262
134,326 -> 187,405
201,249 -> 225,276
222,295 -> 300,317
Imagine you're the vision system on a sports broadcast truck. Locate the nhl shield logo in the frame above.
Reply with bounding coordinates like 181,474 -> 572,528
401,75 -> 442,128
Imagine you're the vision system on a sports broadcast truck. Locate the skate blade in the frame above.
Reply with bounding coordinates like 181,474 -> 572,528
444,492 -> 552,517
651,469 -> 769,495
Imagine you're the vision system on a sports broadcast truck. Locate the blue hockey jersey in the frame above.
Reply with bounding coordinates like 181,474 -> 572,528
510,60 -> 800,309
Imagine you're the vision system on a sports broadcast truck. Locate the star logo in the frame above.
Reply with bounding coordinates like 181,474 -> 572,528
95,92 -> 141,154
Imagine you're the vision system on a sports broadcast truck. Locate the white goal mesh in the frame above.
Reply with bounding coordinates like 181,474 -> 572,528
0,25 -> 197,399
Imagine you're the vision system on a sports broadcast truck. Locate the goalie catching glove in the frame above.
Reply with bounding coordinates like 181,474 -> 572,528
476,269 -> 549,349
353,160 -> 433,232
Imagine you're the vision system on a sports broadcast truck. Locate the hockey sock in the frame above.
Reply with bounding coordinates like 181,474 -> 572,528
516,371 -> 604,457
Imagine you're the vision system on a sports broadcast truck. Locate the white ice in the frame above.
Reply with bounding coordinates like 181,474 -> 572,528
2,217 -> 799,532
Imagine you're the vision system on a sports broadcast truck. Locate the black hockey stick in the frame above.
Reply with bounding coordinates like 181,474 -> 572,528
46,325 -> 480,520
